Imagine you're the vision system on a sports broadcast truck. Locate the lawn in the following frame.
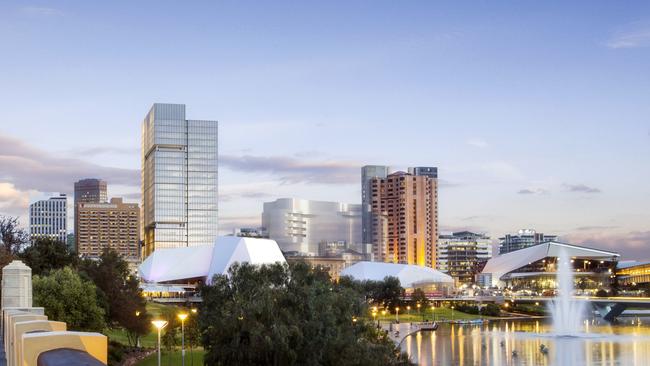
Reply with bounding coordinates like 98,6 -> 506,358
372,307 -> 491,323
136,349 -> 205,366
104,302 -> 192,348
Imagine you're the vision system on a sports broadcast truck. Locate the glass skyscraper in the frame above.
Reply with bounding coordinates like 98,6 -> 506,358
141,103 -> 218,258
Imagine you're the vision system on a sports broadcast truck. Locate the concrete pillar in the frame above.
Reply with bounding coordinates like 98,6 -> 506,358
2,261 -> 33,309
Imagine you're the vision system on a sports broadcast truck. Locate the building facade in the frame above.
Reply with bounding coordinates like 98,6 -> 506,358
498,229 -> 557,255
29,194 -> 67,243
437,231 -> 492,285
370,171 -> 438,268
141,103 -> 219,258
74,179 -> 107,205
76,197 -> 140,260
361,166 -> 390,255
74,178 -> 108,252
262,198 -> 362,256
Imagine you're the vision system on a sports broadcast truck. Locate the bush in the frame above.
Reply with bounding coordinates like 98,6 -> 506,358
108,341 -> 126,366
596,289 -> 609,297
480,304 -> 501,317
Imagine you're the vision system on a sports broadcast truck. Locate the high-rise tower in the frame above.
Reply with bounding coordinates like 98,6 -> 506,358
368,168 -> 438,268
141,103 -> 218,258
361,165 -> 389,256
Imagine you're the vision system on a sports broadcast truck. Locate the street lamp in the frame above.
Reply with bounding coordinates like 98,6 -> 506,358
135,311 -> 141,348
417,303 -> 422,321
178,313 -> 189,366
395,307 -> 400,323
451,306 -> 455,322
406,305 -> 411,316
152,320 -> 168,366
431,305 -> 436,322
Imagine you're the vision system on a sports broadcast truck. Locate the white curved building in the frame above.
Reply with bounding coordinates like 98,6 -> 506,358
262,198 -> 362,255
139,236 -> 287,284
340,262 -> 454,294
480,241 -> 619,288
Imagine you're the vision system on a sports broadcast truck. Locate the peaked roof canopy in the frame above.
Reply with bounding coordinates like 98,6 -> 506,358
481,241 -> 619,282
139,236 -> 287,284
340,262 -> 454,288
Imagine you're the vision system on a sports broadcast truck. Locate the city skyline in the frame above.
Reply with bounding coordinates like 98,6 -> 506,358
1,1 -> 649,260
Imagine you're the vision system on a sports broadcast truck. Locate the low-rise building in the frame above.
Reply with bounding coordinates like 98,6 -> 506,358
481,241 -> 619,291
437,231 -> 492,285
285,250 -> 365,280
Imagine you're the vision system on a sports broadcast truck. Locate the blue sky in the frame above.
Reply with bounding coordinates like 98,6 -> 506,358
1,1 -> 649,258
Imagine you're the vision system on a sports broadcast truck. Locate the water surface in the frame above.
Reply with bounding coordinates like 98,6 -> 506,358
401,319 -> 650,366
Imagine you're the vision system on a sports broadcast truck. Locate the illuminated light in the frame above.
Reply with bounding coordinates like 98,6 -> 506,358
152,320 -> 168,330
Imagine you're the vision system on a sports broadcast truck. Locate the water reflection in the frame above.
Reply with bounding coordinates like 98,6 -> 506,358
401,319 -> 650,366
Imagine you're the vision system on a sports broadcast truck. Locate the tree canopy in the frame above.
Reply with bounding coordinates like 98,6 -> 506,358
0,215 -> 28,254
33,267 -> 106,332
80,249 -> 150,346
199,262 -> 411,366
19,237 -> 77,276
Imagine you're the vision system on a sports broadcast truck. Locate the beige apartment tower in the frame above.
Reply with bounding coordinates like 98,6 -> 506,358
76,198 -> 140,260
370,171 -> 438,268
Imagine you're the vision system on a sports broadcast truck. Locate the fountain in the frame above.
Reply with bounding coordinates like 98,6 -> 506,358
549,248 -> 587,336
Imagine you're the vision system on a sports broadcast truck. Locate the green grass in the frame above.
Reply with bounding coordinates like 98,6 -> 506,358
103,302 -> 191,348
136,349 -> 205,366
104,327 -> 159,348
371,307 -> 492,322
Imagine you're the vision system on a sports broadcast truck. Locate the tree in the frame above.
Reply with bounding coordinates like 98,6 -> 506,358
80,248 -> 150,345
199,262 -> 411,366
19,237 -> 77,276
33,267 -> 106,331
411,288 -> 427,306
361,276 -> 404,311
0,215 -> 28,254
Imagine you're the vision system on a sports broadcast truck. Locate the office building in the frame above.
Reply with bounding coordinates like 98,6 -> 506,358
76,198 -> 140,260
29,194 -> 67,243
262,198 -> 362,256
74,178 -> 108,252
361,166 -> 390,254
437,231 -> 492,285
370,170 -> 438,268
74,179 -> 107,205
141,103 -> 219,258
498,229 -> 557,255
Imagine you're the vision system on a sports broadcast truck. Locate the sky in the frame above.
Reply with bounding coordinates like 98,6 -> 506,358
0,1 -> 649,259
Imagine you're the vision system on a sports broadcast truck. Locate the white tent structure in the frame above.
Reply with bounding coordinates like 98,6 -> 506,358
139,236 -> 287,284
481,241 -> 619,287
340,262 -> 454,289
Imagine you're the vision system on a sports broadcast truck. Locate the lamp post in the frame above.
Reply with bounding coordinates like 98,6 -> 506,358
152,320 -> 168,366
190,308 -> 198,366
178,313 -> 188,366
135,311 -> 141,348
417,303 -> 422,321
395,307 -> 400,323
431,305 -> 436,322
406,305 -> 411,317
372,311 -> 378,327
451,306 -> 455,322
